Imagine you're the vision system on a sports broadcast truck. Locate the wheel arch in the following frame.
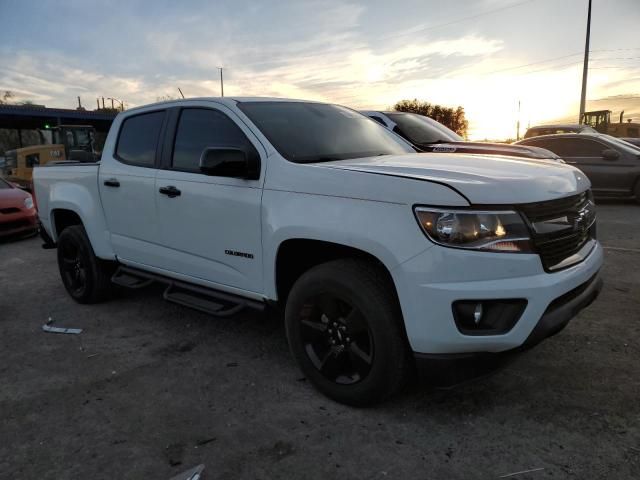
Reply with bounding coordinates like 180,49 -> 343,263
51,208 -> 83,237
274,238 -> 400,307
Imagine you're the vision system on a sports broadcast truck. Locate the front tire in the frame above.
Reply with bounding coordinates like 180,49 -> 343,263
56,225 -> 114,303
285,259 -> 410,406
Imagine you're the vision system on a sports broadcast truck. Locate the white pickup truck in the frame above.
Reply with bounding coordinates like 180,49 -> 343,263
34,98 -> 603,405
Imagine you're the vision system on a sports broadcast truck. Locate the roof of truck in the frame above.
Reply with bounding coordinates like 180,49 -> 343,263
125,97 -> 323,113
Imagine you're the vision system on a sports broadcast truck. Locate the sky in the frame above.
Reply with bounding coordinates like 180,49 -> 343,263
0,0 -> 638,139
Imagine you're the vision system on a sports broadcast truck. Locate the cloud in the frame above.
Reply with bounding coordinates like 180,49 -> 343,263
0,0 -> 638,140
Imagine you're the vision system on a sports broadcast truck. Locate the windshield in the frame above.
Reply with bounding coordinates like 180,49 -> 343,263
602,134 -> 640,153
5,151 -> 17,169
237,102 -> 413,163
385,112 -> 462,145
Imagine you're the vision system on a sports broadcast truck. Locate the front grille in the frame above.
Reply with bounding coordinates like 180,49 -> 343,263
0,218 -> 31,233
519,191 -> 589,221
0,207 -> 20,214
519,192 -> 596,271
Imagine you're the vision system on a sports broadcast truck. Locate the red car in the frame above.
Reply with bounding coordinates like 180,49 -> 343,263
0,177 -> 38,238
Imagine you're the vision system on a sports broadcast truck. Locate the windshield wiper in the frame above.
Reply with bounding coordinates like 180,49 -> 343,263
299,153 -> 392,163
416,139 -> 449,146
297,156 -> 347,164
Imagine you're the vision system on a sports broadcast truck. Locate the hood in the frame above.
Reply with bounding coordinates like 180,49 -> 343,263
0,184 -> 30,208
318,153 -> 590,204
419,141 -> 559,160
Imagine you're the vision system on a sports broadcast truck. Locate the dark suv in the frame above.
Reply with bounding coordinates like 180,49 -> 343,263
362,111 -> 562,161
524,124 -> 597,138
517,133 -> 640,202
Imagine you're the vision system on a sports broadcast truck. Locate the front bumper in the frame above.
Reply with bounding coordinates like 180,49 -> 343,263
391,240 -> 604,355
0,210 -> 38,238
412,272 -> 602,386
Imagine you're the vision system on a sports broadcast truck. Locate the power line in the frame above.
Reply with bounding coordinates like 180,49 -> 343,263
591,47 -> 640,52
379,0 -> 538,41
446,52 -> 639,78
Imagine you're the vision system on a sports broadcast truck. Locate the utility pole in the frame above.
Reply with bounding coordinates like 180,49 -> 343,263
107,98 -> 125,111
218,67 -> 224,97
578,0 -> 592,124
516,100 -> 521,141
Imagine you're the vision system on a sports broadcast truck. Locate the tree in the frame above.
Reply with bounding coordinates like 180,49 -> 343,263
0,90 -> 15,104
392,99 -> 469,138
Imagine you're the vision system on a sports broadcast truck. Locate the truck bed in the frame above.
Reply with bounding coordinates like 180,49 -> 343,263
32,162 -> 102,244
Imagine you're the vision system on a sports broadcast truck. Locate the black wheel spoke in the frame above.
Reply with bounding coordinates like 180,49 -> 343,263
317,294 -> 342,323
343,307 -> 368,334
76,268 -> 87,284
349,341 -> 373,369
61,257 -> 77,268
299,293 -> 374,386
301,318 -> 328,334
318,349 -> 344,380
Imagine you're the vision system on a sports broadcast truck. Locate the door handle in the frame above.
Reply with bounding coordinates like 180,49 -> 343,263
103,178 -> 120,187
159,185 -> 181,198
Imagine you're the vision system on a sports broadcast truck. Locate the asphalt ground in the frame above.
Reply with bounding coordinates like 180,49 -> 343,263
1,201 -> 639,479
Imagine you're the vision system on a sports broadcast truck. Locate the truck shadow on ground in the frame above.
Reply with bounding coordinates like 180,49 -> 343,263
114,283 -> 523,414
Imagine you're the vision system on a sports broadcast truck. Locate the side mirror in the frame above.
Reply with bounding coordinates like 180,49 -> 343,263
199,147 -> 260,180
602,149 -> 620,161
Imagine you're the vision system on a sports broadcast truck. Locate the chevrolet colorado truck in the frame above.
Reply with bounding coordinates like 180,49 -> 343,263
33,98 -> 603,405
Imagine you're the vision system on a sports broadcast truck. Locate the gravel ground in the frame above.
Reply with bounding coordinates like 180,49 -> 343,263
1,202 -> 639,480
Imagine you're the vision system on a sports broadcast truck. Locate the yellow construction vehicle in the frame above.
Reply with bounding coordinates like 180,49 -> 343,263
582,110 -> 640,138
1,125 -> 98,189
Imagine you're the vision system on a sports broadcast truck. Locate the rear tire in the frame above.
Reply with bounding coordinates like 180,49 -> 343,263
56,225 -> 115,303
285,259 -> 410,406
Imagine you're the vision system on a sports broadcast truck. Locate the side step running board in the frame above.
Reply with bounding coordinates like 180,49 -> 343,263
111,266 -> 264,317
112,269 -> 154,289
163,284 -> 245,317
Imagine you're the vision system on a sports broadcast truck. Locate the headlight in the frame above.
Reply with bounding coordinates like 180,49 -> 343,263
24,197 -> 34,209
414,207 -> 532,252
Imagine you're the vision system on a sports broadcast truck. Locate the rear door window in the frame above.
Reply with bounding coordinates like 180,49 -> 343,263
115,111 -> 165,167
526,138 -> 605,159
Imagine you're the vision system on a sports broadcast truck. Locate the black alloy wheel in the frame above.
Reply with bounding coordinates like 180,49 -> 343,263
285,259 -> 411,406
59,239 -> 88,297
56,225 -> 114,303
